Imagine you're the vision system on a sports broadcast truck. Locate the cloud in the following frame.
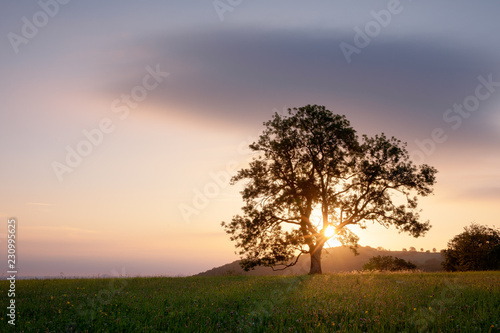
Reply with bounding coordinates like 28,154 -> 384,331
26,202 -> 54,206
90,27 -> 500,134
24,225 -> 98,234
463,186 -> 500,201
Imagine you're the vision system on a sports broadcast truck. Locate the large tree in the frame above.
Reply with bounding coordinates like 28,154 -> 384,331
222,105 -> 437,274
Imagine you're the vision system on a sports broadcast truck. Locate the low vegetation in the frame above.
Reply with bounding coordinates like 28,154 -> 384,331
362,255 -> 417,271
1,271 -> 499,332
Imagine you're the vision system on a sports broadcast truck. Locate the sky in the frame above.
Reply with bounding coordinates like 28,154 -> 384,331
1,0 -> 499,277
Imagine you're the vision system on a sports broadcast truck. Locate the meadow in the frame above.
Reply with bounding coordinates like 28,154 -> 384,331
1,271 -> 499,332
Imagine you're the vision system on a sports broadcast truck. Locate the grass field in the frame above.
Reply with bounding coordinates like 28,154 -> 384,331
1,271 -> 499,332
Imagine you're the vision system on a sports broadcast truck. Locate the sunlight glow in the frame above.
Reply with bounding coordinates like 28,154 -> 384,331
325,238 -> 342,248
324,225 -> 342,248
324,225 -> 336,238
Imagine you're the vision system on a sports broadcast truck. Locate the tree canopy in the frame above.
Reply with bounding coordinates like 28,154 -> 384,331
222,105 -> 437,274
442,223 -> 500,271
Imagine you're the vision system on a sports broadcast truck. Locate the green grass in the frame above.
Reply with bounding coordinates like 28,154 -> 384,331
1,271 -> 499,332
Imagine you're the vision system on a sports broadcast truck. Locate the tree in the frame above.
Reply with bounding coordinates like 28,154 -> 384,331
432,248 -> 437,253
222,105 -> 437,274
420,248 -> 424,252
402,248 -> 407,251
363,255 -> 417,271
409,247 -> 417,252
442,223 -> 500,271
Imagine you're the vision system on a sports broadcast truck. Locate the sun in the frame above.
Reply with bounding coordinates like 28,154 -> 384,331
323,225 -> 343,248
324,225 -> 336,238
311,207 -> 342,247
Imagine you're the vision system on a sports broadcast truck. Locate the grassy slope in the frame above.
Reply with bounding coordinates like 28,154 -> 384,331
1,272 -> 499,332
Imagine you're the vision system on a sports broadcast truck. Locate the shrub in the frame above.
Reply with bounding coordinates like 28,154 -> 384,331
362,255 -> 417,271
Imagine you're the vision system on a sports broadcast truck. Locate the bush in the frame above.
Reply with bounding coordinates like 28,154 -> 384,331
442,223 -> 500,271
362,255 -> 417,271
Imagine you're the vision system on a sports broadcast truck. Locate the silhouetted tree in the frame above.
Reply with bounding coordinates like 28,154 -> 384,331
409,247 -> 417,252
222,105 -> 437,274
402,248 -> 407,251
432,248 -> 437,253
362,255 -> 417,271
442,223 -> 500,271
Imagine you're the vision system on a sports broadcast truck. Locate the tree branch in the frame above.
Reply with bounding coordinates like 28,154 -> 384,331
271,251 -> 304,271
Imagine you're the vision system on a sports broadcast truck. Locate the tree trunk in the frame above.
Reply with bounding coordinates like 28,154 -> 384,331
309,244 -> 323,274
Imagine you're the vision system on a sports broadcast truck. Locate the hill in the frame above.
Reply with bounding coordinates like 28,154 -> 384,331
195,246 -> 443,276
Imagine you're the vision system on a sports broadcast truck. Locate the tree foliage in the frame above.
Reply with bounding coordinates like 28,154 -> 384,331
222,105 -> 437,274
362,255 -> 417,271
442,223 -> 500,271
